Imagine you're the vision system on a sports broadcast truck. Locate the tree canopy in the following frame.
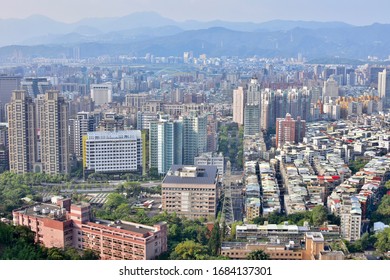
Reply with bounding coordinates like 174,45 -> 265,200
252,205 -> 336,227
375,228 -> 390,253
247,249 -> 270,260
170,240 -> 209,260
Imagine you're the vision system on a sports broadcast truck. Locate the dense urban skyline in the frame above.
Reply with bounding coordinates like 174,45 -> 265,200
0,0 -> 390,25
0,1 -> 390,265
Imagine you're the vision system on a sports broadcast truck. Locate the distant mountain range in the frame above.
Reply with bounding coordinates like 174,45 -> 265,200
0,12 -> 389,60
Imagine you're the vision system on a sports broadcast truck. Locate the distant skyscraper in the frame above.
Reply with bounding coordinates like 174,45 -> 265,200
310,87 -> 322,104
323,102 -> 341,120
378,69 -> 390,108
68,95 -> 95,118
73,47 -> 80,61
323,76 -> 339,99
260,88 -> 311,132
246,77 -> 261,104
244,104 -> 260,137
346,69 -> 356,86
242,78 -> 262,134
21,77 -> 51,97
260,89 -> 275,131
323,68 -> 336,80
233,87 -> 245,125
314,65 -> 323,79
182,112 -> 207,165
183,52 -> 192,63
369,66 -> 385,84
90,83 -> 112,106
149,120 -> 183,175
0,75 -> 21,121
0,123 -> 8,172
7,90 -> 36,174
125,93 -> 149,111
39,90 -> 69,175
275,113 -> 306,148
335,66 -> 346,86
288,88 -> 311,121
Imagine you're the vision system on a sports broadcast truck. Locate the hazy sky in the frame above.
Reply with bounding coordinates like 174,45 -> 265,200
0,0 -> 389,25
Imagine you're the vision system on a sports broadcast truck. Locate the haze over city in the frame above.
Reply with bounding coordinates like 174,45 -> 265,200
0,0 -> 390,25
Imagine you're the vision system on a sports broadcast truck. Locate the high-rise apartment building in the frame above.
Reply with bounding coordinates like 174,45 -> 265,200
39,90 -> 69,175
260,88 -> 311,132
90,83 -> 112,106
69,112 -> 95,160
378,68 -> 390,108
323,76 -> 339,99
288,88 -> 311,121
246,77 -> 261,105
244,104 -> 260,136
340,197 -> 362,242
182,112 -> 207,165
68,95 -> 95,118
369,66 -> 385,84
275,113 -> 306,148
335,66 -> 346,86
162,165 -> 218,219
233,87 -> 245,125
7,90 -> 36,174
260,89 -> 276,131
323,102 -> 341,120
310,87 -> 322,104
83,130 -> 142,174
149,120 -> 182,175
125,93 -> 149,111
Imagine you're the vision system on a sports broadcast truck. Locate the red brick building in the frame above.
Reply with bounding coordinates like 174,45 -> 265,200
276,113 -> 306,148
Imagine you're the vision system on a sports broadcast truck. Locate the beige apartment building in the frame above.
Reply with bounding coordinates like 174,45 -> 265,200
162,165 -> 219,220
233,86 -> 245,125
39,90 -> 69,174
7,90 -> 36,174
